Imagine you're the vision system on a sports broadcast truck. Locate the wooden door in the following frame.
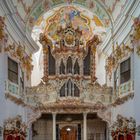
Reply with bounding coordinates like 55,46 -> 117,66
60,126 -> 77,140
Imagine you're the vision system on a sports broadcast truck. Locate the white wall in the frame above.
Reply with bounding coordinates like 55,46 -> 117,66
0,52 -> 27,140
133,44 -> 140,139
31,49 -> 43,86
0,4 -> 37,139
96,53 -> 106,85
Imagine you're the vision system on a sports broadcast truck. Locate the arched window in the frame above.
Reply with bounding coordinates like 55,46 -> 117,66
67,56 -> 72,74
67,79 -> 72,96
60,59 -> 65,74
74,59 -> 80,74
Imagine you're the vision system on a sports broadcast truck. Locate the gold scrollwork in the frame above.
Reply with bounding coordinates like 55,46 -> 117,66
132,17 -> 140,56
5,42 -> 33,80
105,43 -> 133,79
0,16 -> 8,52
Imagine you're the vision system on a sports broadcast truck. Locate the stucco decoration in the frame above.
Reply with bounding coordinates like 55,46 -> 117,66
4,43 -> 33,80
39,20 -> 101,83
3,115 -> 27,140
105,43 -> 133,80
5,13 -> 112,122
111,115 -> 136,140
25,103 -> 112,127
28,0 -> 111,31
97,108 -> 112,126
10,0 -> 128,25
131,17 -> 140,56
24,80 -> 112,115
26,110 -> 42,126
44,6 -> 102,42
111,92 -> 134,107
0,16 -> 8,52
3,0 -> 131,55
32,4 -> 107,51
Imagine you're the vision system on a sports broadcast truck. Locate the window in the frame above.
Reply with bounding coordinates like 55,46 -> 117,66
74,59 -> 80,75
60,59 -> 65,74
120,58 -> 131,84
66,56 -> 72,74
8,58 -> 18,84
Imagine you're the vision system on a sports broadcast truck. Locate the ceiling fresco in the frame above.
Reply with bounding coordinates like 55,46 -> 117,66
27,0 -> 111,33
11,0 -> 129,26
31,5 -> 107,45
45,6 -> 93,41
8,0 -> 131,49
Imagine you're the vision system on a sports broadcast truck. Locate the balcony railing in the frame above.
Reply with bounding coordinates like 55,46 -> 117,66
5,80 -> 24,99
115,80 -> 134,98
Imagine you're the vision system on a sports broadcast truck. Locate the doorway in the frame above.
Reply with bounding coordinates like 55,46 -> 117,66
60,126 -> 77,140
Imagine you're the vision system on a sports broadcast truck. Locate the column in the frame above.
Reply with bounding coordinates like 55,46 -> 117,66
83,112 -> 87,140
52,113 -> 56,140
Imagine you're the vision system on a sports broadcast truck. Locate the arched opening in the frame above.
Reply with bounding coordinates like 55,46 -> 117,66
60,83 -> 66,97
67,79 -> 72,96
74,84 -> 80,97
74,59 -> 80,75
60,59 -> 65,74
67,56 -> 73,74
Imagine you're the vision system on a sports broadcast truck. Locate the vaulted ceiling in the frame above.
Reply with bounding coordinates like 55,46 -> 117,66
5,0 -> 130,29
3,0 -> 133,51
